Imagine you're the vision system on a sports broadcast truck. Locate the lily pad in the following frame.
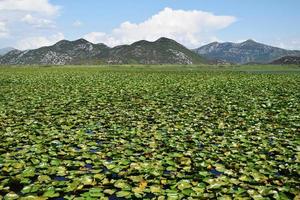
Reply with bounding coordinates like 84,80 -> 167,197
43,189 -> 59,198
116,191 -> 132,198
177,180 -> 192,190
114,180 -> 131,190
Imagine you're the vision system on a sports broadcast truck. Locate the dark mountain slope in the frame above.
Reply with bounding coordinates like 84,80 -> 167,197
271,56 -> 300,65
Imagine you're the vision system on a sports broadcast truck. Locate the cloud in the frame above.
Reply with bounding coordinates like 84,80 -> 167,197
0,0 -> 61,48
84,7 -> 236,47
0,21 -> 9,38
72,20 -> 83,27
272,38 -> 300,50
0,0 -> 60,16
15,32 -> 64,50
21,14 -> 55,29
84,32 -> 121,46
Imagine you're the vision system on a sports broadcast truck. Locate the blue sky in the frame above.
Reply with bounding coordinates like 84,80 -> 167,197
0,0 -> 299,50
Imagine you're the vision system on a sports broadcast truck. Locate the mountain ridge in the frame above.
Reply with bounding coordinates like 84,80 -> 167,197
1,38 -> 300,65
194,40 -> 300,64
0,37 -> 206,65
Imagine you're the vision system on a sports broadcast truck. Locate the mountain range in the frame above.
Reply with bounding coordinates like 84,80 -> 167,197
194,40 -> 300,64
0,38 -> 299,65
0,38 -> 204,65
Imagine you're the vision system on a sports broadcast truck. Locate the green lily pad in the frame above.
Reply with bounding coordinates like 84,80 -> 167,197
66,180 -> 81,192
21,186 -> 32,194
251,171 -> 268,182
4,192 -> 19,200
116,191 -> 132,198
104,189 -> 115,195
37,175 -> 51,183
177,180 -> 191,190
94,174 -> 105,180
114,180 -> 131,190
22,168 -> 35,178
88,188 -> 103,197
150,185 -> 162,194
43,189 -> 59,198
182,188 -> 193,196
81,176 -> 95,186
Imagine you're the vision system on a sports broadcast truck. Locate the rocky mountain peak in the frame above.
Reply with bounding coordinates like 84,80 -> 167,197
53,40 -> 71,47
242,39 -> 256,44
73,38 -> 91,44
155,37 -> 177,44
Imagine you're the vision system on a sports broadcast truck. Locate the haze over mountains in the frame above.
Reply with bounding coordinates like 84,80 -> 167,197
0,38 -> 299,65
0,47 -> 15,56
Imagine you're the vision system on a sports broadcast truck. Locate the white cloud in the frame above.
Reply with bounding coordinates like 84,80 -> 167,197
0,0 -> 61,48
272,38 -> 300,50
21,14 -> 55,29
84,7 -> 236,47
0,21 -> 9,38
15,32 -> 64,50
84,32 -> 121,46
0,0 -> 60,16
72,20 -> 83,27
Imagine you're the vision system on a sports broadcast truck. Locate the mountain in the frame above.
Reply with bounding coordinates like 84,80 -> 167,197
0,38 -> 206,65
194,40 -> 300,64
0,47 -> 15,56
0,39 -> 109,65
271,56 -> 300,65
106,37 -> 205,64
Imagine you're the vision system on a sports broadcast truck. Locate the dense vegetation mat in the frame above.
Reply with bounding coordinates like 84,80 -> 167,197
0,67 -> 299,199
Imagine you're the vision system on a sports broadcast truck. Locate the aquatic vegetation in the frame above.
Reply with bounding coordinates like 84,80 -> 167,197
0,67 -> 299,199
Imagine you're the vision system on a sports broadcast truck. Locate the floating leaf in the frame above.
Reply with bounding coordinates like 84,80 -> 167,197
88,188 -> 103,197
114,180 -> 131,190
116,191 -> 132,198
22,168 -> 35,178
150,185 -> 162,194
37,175 -> 51,183
43,189 -> 59,198
4,192 -> 19,200
81,176 -> 95,186
177,180 -> 191,190
104,189 -> 115,195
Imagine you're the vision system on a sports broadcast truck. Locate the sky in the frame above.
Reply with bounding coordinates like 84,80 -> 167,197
0,0 -> 299,50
